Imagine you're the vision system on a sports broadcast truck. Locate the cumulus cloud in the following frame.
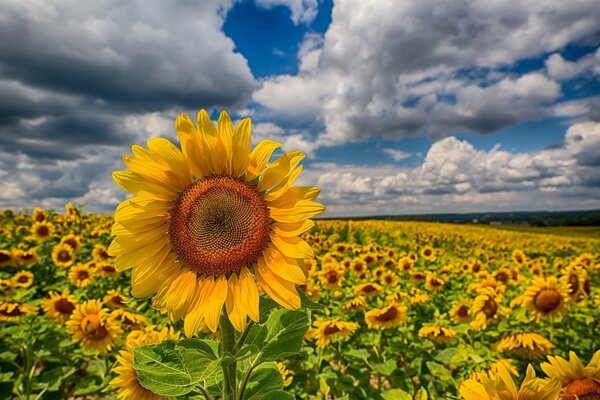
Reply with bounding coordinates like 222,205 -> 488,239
298,122 -> 600,216
546,49 -> 600,80
383,149 -> 411,161
254,0 -> 600,146
255,0 -> 319,24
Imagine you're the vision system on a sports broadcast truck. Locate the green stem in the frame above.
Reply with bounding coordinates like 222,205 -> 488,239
232,321 -> 254,354
237,362 -> 259,400
220,313 -> 237,400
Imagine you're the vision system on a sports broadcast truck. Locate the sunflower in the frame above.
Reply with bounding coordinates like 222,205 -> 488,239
397,257 -> 413,273
522,276 -> 571,322
418,325 -> 456,344
52,243 -> 75,268
12,270 -> 34,288
42,290 -> 77,323
15,249 -> 38,266
60,234 -> 82,253
0,249 -> 13,267
96,261 -> 118,277
31,221 -> 53,242
380,271 -> 398,286
66,300 -> 122,352
343,296 -> 367,312
494,332 -> 553,357
450,301 -> 472,324
111,326 -> 180,400
460,363 -> 561,400
541,350 -> 600,400
410,271 -> 427,283
512,249 -> 527,265
469,358 -> 519,382
103,289 -> 126,308
92,244 -> 110,262
109,109 -> 323,335
313,319 -> 359,348
425,274 -> 445,292
0,301 -> 37,322
110,309 -> 147,331
354,282 -> 383,297
319,265 -> 345,290
470,288 -> 502,330
68,264 -> 94,288
32,208 -> 47,223
420,246 -> 436,262
365,303 -> 407,330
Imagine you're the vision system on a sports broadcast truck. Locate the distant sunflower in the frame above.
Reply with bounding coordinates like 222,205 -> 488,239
31,221 -> 53,242
110,109 -> 323,335
470,288 -> 502,330
60,234 -> 82,253
276,362 -> 294,387
425,274 -> 445,292
420,246 -> 436,262
397,257 -> 413,273
410,271 -> 427,283
313,319 -> 359,348
43,290 -> 77,323
469,358 -> 519,382
12,270 -> 34,288
103,290 -> 126,308
418,325 -> 456,344
111,326 -> 180,400
52,244 -> 75,268
68,264 -> 94,288
523,276 -> 570,322
380,271 -> 398,286
15,249 -> 38,266
92,244 -> 110,262
365,303 -> 407,330
450,301 -> 471,324
66,300 -> 122,352
494,332 -> 553,357
354,282 -> 383,297
32,208 -> 47,223
110,309 -> 147,331
343,296 -> 367,312
512,249 -> 527,265
319,266 -> 344,290
96,261 -> 118,277
541,350 -> 600,400
0,249 -> 13,267
0,301 -> 37,322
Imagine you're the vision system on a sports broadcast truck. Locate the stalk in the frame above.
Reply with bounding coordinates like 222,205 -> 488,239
220,313 -> 237,400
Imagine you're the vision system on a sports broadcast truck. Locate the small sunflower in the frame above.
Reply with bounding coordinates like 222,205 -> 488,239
11,270 -> 34,288
460,363 -> 561,400
365,303 -> 407,330
0,301 -> 37,322
494,332 -> 553,357
68,264 -> 94,288
354,282 -> 383,297
418,325 -> 456,344
512,249 -> 527,265
110,109 -> 323,335
343,296 -> 367,312
60,234 -> 82,253
92,244 -> 111,262
110,309 -> 147,331
522,276 -> 571,322
32,208 -> 47,223
15,249 -> 38,266
469,358 -> 519,382
425,274 -> 446,292
470,288 -> 502,330
31,221 -> 53,242
541,350 -> 600,400
380,271 -> 398,286
313,319 -> 359,348
96,261 -> 118,277
42,290 -> 77,323
450,301 -> 472,324
66,300 -> 122,353
111,326 -> 180,400
103,290 -> 126,308
319,266 -> 344,290
52,243 -> 75,268
397,257 -> 413,273
420,246 -> 436,262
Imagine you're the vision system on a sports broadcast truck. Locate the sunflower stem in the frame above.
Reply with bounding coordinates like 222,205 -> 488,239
220,313 -> 237,400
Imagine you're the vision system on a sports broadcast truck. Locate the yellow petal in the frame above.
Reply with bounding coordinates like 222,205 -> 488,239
112,171 -> 176,201
263,165 -> 303,202
238,267 -> 260,322
270,234 -> 314,259
225,273 -> 247,332
232,118 -> 251,177
198,276 -> 228,332
165,270 -> 199,321
215,111 -> 234,174
258,151 -> 304,192
255,256 -> 301,309
247,139 -> 282,180
263,245 -> 307,285
269,200 -> 325,223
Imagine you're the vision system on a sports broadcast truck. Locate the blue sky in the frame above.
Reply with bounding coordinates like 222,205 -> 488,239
0,0 -> 599,216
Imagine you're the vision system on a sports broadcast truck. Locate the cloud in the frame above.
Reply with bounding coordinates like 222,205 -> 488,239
546,49 -> 600,80
383,149 -> 411,161
255,0 -> 319,24
297,121 -> 600,216
254,0 -> 600,146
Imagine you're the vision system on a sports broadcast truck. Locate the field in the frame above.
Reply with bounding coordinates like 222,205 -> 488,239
0,206 -> 599,399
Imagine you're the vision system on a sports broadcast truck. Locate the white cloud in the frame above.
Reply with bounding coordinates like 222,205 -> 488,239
254,0 -> 600,147
546,49 -> 600,80
383,149 -> 411,161
255,0 -> 319,24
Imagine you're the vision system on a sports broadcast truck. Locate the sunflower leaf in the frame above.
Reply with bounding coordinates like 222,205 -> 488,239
259,309 -> 310,362
243,363 -> 284,400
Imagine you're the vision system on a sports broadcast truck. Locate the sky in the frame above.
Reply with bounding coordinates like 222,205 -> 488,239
0,0 -> 599,217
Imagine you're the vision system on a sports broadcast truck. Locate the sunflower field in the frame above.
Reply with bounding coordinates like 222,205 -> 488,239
1,205 -> 599,399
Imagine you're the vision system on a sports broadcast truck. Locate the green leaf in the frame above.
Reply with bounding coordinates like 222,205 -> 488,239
347,348 -> 371,362
425,361 -> 453,382
244,363 -> 284,400
374,359 -> 397,376
381,388 -> 413,400
256,390 -> 295,400
415,387 -> 429,400
299,290 -> 324,310
260,309 -> 310,362
176,338 -> 218,359
133,340 -> 221,396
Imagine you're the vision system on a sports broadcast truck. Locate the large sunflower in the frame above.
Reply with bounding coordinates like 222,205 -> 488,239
541,350 -> 600,400
109,109 -> 324,335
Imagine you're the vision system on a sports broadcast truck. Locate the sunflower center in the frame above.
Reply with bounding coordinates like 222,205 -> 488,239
482,299 -> 498,318
457,305 -> 469,317
37,226 -> 49,236
54,299 -> 75,315
562,378 -> 600,400
323,325 -> 342,335
58,250 -> 71,262
170,175 -> 271,276
534,289 -> 562,313
77,270 -> 89,280
0,253 -> 10,263
80,315 -> 108,340
376,306 -> 398,322
17,276 -> 29,283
